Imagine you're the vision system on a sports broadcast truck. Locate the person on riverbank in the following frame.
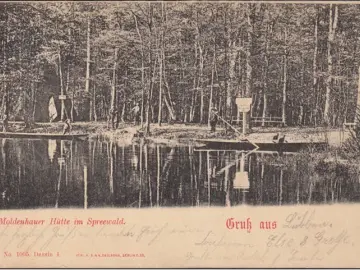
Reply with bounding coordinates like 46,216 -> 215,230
210,107 -> 218,132
62,119 -> 71,135
1,114 -> 8,132
107,107 -> 118,129
131,102 -> 141,125
1,93 -> 9,132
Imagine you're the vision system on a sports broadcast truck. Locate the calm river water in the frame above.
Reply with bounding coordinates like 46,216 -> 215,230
0,138 -> 360,209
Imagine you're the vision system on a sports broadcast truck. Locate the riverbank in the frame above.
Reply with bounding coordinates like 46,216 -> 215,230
5,121 -> 350,147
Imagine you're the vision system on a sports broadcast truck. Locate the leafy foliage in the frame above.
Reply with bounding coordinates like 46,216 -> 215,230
0,3 -> 360,127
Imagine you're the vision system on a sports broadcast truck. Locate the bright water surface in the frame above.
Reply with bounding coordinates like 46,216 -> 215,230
0,138 -> 360,209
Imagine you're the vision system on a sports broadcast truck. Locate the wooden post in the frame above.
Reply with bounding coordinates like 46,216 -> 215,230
242,111 -> 246,136
240,152 -> 245,171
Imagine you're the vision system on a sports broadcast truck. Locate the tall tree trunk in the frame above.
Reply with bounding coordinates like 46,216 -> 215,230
159,3 -> 176,123
190,24 -> 198,123
245,4 -> 254,130
1,3 -> 9,132
133,13 -> 145,128
299,55 -> 305,126
85,18 -> 91,121
312,7 -> 319,126
282,27 -> 288,126
124,68 -> 128,123
158,4 -> 164,126
237,37 -> 243,122
32,76 -> 37,123
208,44 -> 216,127
199,45 -> 205,124
196,8 -> 205,124
228,40 -> 237,127
145,3 -> 155,135
178,36 -> 187,123
355,66 -> 360,124
71,24 -> 76,122
19,31 -> 29,128
161,51 -> 176,121
323,4 -> 338,126
246,6 -> 253,97
158,52 -> 163,125
109,48 -> 118,129
189,90 -> 195,122
262,23 -> 271,127
93,83 -> 97,121
224,9 -> 230,130
58,50 -> 65,122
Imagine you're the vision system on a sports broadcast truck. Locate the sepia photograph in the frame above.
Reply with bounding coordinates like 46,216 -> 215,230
0,1 -> 360,268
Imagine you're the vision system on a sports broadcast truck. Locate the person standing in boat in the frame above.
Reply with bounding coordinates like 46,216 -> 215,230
131,102 -> 141,125
1,93 -> 9,132
63,119 -> 71,135
210,107 -> 218,132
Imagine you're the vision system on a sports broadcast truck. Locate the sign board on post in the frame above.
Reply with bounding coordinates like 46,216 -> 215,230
59,95 -> 67,100
236,97 -> 252,113
235,97 -> 253,135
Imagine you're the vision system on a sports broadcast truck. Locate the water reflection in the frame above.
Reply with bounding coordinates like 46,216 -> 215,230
0,138 -> 360,209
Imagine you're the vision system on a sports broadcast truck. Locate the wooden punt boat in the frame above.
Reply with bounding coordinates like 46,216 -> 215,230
0,132 -> 89,140
195,138 -> 328,152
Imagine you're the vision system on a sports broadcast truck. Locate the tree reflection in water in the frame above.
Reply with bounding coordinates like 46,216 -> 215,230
0,138 -> 360,209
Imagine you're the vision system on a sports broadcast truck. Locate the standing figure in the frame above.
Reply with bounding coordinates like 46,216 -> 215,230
62,119 -> 71,135
107,107 -> 118,129
2,114 -> 8,132
1,93 -> 9,132
131,102 -> 141,125
272,133 -> 279,143
210,107 -> 218,132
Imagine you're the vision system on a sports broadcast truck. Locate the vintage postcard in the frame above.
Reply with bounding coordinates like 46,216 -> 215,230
0,0 -> 360,268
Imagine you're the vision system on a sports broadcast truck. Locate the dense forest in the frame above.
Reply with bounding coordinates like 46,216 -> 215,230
1,2 -> 360,133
